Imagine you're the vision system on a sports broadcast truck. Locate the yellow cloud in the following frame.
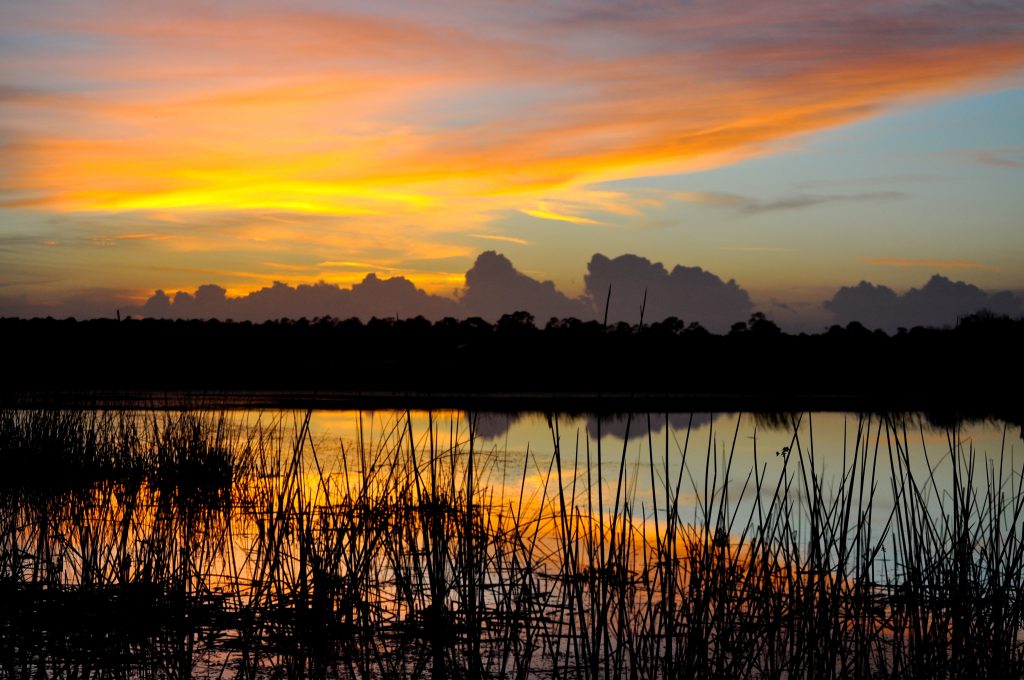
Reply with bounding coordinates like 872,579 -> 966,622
3,1 -> 1024,300
521,208 -> 602,225
6,6 -> 1022,227
468,233 -> 530,245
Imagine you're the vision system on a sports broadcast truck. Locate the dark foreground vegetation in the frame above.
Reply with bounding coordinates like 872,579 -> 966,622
3,312 -> 1023,420
1,408 -> 1022,678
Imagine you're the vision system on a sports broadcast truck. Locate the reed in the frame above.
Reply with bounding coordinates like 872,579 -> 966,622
0,408 -> 1021,678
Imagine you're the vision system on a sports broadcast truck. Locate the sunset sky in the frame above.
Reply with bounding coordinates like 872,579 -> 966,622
2,0 -> 1023,325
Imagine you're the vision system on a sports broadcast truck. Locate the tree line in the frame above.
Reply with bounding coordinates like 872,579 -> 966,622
2,311 -> 1021,421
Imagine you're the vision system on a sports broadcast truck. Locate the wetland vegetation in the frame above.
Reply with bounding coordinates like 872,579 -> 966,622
1,407 -> 1021,678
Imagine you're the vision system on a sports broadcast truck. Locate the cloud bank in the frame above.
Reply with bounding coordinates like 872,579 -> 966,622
584,253 -> 753,331
140,274 -> 458,323
459,251 -> 590,321
4,255 -> 1020,334
824,275 -> 1023,331
127,251 -> 758,330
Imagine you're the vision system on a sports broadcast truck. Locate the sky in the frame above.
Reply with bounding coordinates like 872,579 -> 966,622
2,0 -> 1023,329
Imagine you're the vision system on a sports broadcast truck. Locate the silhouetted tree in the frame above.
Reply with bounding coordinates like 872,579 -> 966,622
747,312 -> 781,336
497,311 -> 536,333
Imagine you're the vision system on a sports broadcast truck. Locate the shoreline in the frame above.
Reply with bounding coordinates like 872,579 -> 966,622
4,389 -> 1020,424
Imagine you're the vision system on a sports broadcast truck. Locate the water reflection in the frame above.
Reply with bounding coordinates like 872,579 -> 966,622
1,408 -> 1021,678
473,411 -> 722,443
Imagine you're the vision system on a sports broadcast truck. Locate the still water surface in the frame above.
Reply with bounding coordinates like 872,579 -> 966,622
303,409 -> 1017,530
2,408 -> 1021,678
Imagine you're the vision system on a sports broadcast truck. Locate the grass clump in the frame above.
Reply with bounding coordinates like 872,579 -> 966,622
0,409 -> 132,491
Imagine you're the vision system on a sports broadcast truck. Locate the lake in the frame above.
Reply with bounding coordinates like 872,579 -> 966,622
2,407 -> 1021,678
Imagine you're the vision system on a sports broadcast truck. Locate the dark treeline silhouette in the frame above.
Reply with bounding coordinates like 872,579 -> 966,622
3,310 -> 1021,420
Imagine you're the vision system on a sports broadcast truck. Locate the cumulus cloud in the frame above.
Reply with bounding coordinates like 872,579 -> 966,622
137,275 -> 458,322
11,262 -> 1021,334
10,251 -> 759,328
459,251 -> 591,322
583,253 -> 753,332
824,274 -> 1023,331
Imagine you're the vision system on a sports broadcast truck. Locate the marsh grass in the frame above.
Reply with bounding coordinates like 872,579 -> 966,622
0,408 -> 1022,678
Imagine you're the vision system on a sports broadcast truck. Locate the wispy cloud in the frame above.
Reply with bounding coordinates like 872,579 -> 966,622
864,257 -> 998,271
520,207 -> 603,225
318,261 -> 397,271
720,246 -> 794,253
674,190 -> 905,214
794,175 -> 947,190
262,261 -> 316,272
111,233 -> 171,241
961,147 -> 1024,169
2,2 -> 1021,222
671,191 -> 750,208
468,233 -> 530,245
89,232 -> 173,246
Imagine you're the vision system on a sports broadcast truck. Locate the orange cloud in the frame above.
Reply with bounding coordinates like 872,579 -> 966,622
521,206 -> 603,225
6,6 -> 1023,204
2,1 -> 1023,288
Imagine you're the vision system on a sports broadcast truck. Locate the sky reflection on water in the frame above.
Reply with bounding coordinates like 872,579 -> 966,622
291,409 -> 1018,538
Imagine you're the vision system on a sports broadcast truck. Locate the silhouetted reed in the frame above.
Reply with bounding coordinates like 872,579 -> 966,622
1,408 -> 1022,678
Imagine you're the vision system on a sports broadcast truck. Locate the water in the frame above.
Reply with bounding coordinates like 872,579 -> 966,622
311,409 -> 1018,536
1,408 -> 1021,678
